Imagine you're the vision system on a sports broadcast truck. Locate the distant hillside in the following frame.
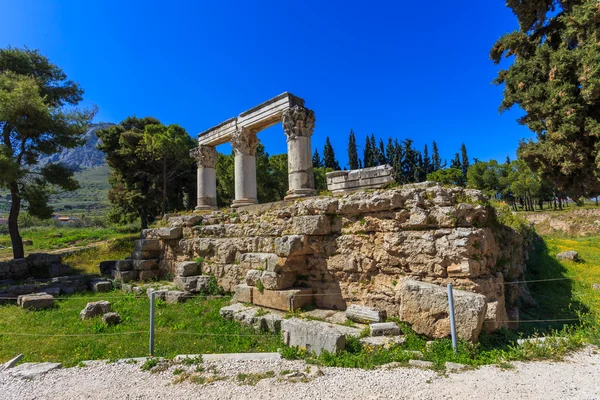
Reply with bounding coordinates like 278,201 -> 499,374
38,123 -> 114,170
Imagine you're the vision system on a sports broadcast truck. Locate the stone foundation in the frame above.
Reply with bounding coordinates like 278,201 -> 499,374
120,183 -> 531,341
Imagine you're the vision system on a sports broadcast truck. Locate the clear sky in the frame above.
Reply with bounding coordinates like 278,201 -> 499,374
0,0 -> 529,167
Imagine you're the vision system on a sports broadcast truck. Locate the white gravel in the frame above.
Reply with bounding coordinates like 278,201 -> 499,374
1,347 -> 599,400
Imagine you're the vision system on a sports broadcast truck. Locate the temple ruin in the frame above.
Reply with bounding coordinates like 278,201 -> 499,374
190,92 -> 316,210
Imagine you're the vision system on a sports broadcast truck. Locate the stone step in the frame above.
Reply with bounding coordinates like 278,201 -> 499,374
220,303 -> 284,333
130,250 -> 161,260
245,269 -> 295,290
174,275 -> 211,293
133,259 -> 159,271
133,239 -> 161,252
175,261 -> 199,277
281,318 -> 347,356
252,287 -> 313,312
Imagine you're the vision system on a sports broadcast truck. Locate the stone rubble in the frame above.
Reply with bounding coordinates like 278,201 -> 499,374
80,301 -> 111,320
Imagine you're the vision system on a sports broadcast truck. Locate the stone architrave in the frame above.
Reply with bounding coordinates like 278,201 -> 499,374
190,145 -> 218,211
230,127 -> 259,208
282,105 -> 317,200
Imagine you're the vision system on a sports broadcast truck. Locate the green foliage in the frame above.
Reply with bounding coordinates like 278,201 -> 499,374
427,168 -> 464,186
140,358 -> 159,371
323,137 -> 340,170
347,129 -> 359,170
236,370 -> 275,385
492,1 -> 600,199
256,279 -> 264,293
0,47 -> 95,258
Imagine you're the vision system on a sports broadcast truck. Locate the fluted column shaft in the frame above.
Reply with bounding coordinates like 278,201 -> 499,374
282,105 -> 316,199
190,146 -> 218,211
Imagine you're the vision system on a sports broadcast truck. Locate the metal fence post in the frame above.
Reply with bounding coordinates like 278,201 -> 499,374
447,283 -> 458,354
149,291 -> 155,356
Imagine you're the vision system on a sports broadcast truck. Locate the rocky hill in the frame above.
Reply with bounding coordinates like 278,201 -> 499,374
38,123 -> 114,170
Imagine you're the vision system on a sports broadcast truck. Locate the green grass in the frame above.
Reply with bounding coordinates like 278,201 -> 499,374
0,226 -> 136,260
0,293 -> 281,367
61,237 -> 135,275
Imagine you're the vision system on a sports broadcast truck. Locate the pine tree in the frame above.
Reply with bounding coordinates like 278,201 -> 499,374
369,134 -> 381,166
460,143 -> 469,180
347,129 -> 359,170
451,153 -> 461,169
312,148 -> 323,168
402,139 -> 417,183
363,136 -> 374,168
386,138 -> 396,169
378,138 -> 387,165
323,137 -> 340,170
423,144 -> 432,175
417,151 -> 425,182
432,141 -> 442,172
394,139 -> 404,183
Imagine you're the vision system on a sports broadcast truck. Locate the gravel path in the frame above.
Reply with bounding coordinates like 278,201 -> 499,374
1,347 -> 599,400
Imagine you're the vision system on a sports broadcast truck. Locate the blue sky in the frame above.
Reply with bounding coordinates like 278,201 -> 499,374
1,0 -> 529,167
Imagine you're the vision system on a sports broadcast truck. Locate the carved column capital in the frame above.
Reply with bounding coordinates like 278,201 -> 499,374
231,126 -> 259,156
190,145 -> 217,168
282,105 -> 316,140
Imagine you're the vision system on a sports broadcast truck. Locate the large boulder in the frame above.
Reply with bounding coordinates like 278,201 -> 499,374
80,300 -> 111,320
17,293 -> 54,310
399,279 -> 487,342
556,250 -> 579,261
281,318 -> 346,355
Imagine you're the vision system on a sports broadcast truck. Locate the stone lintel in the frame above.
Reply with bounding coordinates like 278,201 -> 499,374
326,164 -> 395,194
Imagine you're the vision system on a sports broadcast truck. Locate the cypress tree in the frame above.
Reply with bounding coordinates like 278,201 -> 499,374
402,139 -> 416,183
432,141 -> 442,171
363,136 -> 374,168
460,143 -> 469,180
378,138 -> 387,165
312,148 -> 323,168
347,129 -> 359,170
386,138 -> 396,169
323,137 -> 340,170
451,152 -> 461,169
423,144 -> 432,175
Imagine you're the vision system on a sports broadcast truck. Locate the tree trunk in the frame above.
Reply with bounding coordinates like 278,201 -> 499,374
162,160 -> 167,216
558,197 -> 563,210
8,182 -> 24,259
140,208 -> 148,230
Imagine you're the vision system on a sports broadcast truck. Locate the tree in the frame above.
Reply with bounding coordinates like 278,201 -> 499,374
423,144 -> 432,175
431,141 -> 442,172
363,136 -> 375,168
141,124 -> 195,215
427,168 -> 464,186
0,48 -> 93,259
97,117 -> 164,229
347,129 -> 359,170
492,1 -> 600,199
460,143 -> 469,180
215,151 -> 234,207
377,138 -> 387,165
312,148 -> 323,168
323,136 -> 340,170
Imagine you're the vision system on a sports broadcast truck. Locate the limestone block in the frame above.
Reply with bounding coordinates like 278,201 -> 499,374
274,235 -> 310,257
239,253 -> 281,271
8,362 -> 62,379
99,260 -> 117,276
345,304 -> 387,324
399,279 -> 487,342
326,165 -> 395,194
245,270 -> 262,286
233,284 -> 253,303
557,250 -> 579,261
48,263 -> 71,278
130,250 -> 161,260
0,354 -> 23,372
252,287 -> 313,311
133,259 -> 158,271
112,270 -> 135,283
369,322 -> 400,336
174,275 -> 211,293
146,288 -> 168,301
260,271 -> 296,290
102,312 -> 121,325
409,359 -> 434,368
281,318 -> 346,355
165,291 -> 189,304
10,258 -> 29,279
219,303 -> 284,333
138,270 -> 159,281
26,253 -> 62,267
89,279 -> 112,293
292,215 -> 330,236
483,300 -> 509,333
80,301 -> 111,320
134,239 -> 161,252
157,226 -> 183,239
115,260 -> 133,271
18,293 -> 54,310
175,261 -> 199,277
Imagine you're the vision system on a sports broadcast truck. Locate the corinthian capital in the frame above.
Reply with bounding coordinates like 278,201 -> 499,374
282,105 -> 316,140
190,145 -> 217,168
231,126 -> 259,156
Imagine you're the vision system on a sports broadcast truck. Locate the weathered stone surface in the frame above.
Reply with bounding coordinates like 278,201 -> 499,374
274,235 -> 310,257
99,260 -> 117,276
146,288 -> 168,301
27,253 -> 61,267
0,354 -> 23,372
165,290 -> 189,304
252,288 -> 313,311
291,215 -> 331,236
245,269 -> 262,286
345,304 -> 386,324
327,164 -> 395,194
281,318 -> 346,355
219,303 -> 283,333
80,300 -> 111,320
112,270 -> 135,283
138,270 -> 160,281
593,283 -> 600,291
89,279 -> 112,293
133,259 -> 159,271
174,275 -> 211,292
115,260 -> 133,271
483,300 -> 509,333
239,253 -> 281,271
130,250 -> 161,260
48,263 -> 71,278
18,293 -> 54,310
408,359 -> 434,368
155,227 -> 183,240
233,284 -> 253,303
369,322 -> 401,336
557,250 -> 579,261
9,362 -> 62,379
399,279 -> 487,342
260,271 -> 296,290
102,312 -> 121,325
445,362 -> 468,372
175,261 -> 199,277
134,239 -> 161,252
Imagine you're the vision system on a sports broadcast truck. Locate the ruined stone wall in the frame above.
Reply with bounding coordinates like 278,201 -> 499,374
149,182 -> 530,332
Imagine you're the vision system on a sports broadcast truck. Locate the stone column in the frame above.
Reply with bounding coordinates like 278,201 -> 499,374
231,127 -> 259,208
190,145 -> 218,211
282,105 -> 316,200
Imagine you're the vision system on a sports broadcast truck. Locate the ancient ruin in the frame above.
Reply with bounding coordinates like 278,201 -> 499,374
326,164 -> 395,194
190,92 -> 317,210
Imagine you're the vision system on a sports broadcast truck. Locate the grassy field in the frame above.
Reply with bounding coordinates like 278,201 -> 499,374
0,226 -> 136,260
0,294 -> 280,367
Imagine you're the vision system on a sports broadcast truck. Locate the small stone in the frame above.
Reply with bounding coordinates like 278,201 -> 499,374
133,286 -> 144,296
306,365 -> 324,378
369,322 -> 401,336
175,261 -> 199,277
408,359 -> 434,368
18,293 -> 54,310
346,304 -> 387,324
165,291 -> 189,304
80,301 -> 111,320
592,284 -> 600,291
245,270 -> 262,286
556,250 -> 579,261
90,279 -> 112,293
445,362 -> 467,372
102,312 -> 121,325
